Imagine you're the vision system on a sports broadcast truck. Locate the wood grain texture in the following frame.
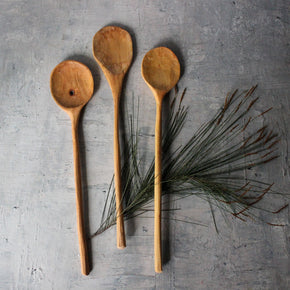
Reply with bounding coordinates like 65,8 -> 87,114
50,60 -> 94,275
142,47 -> 180,273
0,0 -> 289,289
70,110 -> 90,275
93,26 -> 133,249
154,101 -> 163,273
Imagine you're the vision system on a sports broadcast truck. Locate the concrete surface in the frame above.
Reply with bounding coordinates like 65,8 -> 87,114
0,0 -> 289,289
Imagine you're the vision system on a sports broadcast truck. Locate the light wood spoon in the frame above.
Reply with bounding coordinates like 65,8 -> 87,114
141,47 -> 180,273
92,26 -> 133,249
50,60 -> 94,275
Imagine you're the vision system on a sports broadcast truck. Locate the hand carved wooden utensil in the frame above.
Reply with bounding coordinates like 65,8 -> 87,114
142,47 -> 180,273
92,26 -> 133,249
50,60 -> 94,275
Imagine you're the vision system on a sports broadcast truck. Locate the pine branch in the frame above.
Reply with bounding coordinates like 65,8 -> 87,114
92,87 -> 288,237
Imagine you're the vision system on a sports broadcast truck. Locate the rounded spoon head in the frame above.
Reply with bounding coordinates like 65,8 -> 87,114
141,47 -> 180,97
50,60 -> 94,111
92,26 -> 133,75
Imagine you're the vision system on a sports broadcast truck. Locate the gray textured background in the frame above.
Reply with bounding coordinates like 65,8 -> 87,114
1,0 -> 289,289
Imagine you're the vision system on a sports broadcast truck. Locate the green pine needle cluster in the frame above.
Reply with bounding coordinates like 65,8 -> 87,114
92,86 -> 288,237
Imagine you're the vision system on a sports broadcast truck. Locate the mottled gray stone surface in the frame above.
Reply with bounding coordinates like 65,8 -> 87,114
0,0 -> 289,289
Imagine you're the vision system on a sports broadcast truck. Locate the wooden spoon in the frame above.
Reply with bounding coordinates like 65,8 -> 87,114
141,47 -> 180,273
92,26 -> 133,249
50,60 -> 94,275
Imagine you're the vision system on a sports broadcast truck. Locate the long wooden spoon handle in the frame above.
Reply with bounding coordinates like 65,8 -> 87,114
71,112 -> 90,275
114,101 -> 126,249
154,101 -> 163,273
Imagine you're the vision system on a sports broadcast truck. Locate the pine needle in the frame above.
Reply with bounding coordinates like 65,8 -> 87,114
92,87 -> 288,237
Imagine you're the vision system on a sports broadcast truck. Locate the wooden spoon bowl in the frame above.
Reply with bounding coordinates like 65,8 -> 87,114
50,60 -> 94,110
93,26 -> 133,76
142,47 -> 180,101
